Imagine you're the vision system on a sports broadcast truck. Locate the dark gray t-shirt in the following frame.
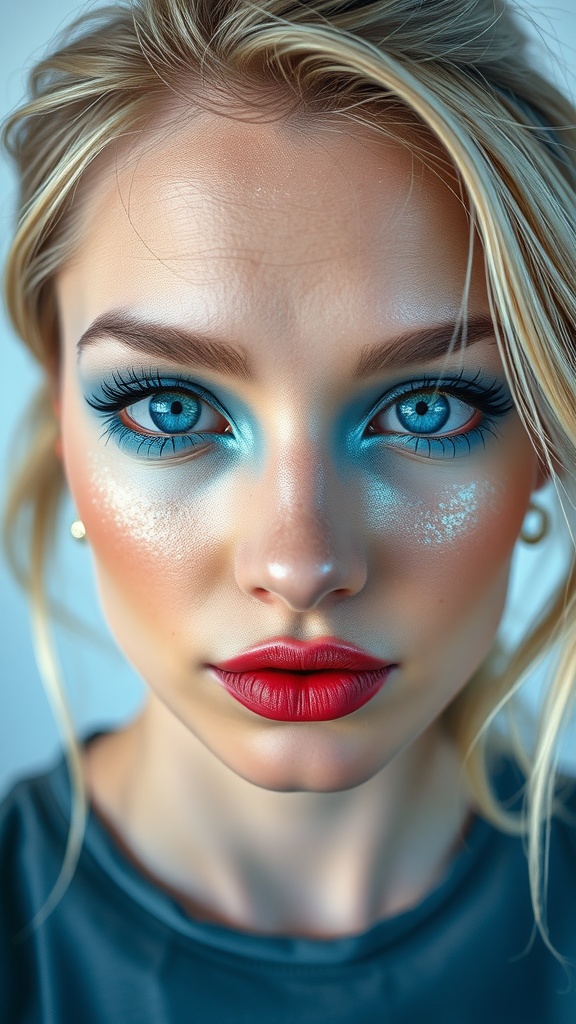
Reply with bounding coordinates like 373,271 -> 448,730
1,741 -> 576,1023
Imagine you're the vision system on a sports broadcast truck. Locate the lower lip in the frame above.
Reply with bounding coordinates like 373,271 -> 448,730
208,667 -> 395,721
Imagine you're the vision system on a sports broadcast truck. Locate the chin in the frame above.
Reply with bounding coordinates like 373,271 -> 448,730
205,728 -> 395,794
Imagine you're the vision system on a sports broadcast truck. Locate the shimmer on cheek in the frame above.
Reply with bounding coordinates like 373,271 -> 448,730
408,481 -> 486,545
83,445 -> 237,567
90,465 -> 189,558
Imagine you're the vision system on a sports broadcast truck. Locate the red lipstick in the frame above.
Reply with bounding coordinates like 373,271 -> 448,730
206,637 -> 396,722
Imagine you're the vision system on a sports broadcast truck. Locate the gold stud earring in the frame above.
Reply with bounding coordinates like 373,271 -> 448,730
520,502 -> 549,545
70,520 -> 86,541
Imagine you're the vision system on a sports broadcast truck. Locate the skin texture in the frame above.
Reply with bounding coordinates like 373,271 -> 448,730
55,108 -> 544,937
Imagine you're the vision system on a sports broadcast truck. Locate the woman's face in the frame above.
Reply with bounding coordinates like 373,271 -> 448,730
56,110 -> 542,791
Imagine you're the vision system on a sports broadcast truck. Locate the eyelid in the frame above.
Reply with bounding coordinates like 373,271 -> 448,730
86,369 -> 235,424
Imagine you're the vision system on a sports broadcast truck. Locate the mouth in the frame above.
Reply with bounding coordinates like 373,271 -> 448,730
205,636 -> 398,722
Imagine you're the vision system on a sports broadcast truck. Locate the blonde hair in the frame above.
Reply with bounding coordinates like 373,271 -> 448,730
4,0 -> 576,954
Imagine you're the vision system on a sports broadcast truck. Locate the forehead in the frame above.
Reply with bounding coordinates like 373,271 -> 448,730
58,108 -> 488,350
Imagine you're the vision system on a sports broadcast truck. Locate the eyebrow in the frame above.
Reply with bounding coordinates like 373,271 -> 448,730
77,310 -> 497,382
353,314 -> 497,378
77,311 -> 253,382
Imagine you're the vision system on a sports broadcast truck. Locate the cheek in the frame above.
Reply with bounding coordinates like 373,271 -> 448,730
363,422 -> 537,642
63,423 -> 235,635
395,479 -> 518,605
401,482 -> 516,669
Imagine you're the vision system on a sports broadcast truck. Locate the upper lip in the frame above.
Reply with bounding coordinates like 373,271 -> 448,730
209,637 -> 394,673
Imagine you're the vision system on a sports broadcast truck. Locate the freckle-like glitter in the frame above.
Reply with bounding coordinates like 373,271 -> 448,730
89,462 -> 190,559
411,482 -> 484,545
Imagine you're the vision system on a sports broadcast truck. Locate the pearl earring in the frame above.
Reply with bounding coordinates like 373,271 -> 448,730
520,502 -> 549,545
70,520 -> 86,541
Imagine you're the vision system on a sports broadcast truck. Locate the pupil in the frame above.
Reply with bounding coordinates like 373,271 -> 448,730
415,400 -> 429,416
171,401 -> 183,415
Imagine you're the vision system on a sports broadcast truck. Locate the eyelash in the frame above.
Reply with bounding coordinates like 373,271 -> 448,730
86,368 -> 233,460
364,370 -> 514,458
85,367 -> 514,461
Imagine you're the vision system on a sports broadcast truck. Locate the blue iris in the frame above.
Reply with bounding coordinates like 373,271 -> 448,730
148,391 -> 201,433
396,392 -> 450,435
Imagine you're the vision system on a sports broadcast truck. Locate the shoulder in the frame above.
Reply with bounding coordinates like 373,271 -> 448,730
0,759 -> 68,1020
0,760 -> 65,871
487,755 -> 576,926
0,757 -> 67,863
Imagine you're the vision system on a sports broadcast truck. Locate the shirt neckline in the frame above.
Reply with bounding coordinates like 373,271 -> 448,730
43,732 -> 501,966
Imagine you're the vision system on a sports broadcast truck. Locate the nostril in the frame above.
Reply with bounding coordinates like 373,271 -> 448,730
251,587 -> 275,603
325,588 -> 353,604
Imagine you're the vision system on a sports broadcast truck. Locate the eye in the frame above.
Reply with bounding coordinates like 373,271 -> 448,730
120,389 -> 231,436
371,388 -> 480,437
85,370 -> 238,461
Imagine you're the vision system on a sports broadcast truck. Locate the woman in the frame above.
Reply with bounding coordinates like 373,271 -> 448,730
2,0 -> 576,1020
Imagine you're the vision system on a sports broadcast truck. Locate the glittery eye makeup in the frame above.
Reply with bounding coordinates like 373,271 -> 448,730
85,367 -> 236,459
363,369 -> 514,459
84,364 -> 514,463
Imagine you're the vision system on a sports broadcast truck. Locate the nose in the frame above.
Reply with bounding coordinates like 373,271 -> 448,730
234,440 -> 367,612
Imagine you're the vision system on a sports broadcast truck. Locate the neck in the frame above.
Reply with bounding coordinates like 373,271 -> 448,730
84,697 -> 473,938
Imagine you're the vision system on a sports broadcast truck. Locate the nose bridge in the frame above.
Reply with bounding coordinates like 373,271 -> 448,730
234,433 -> 367,611
267,439 -> 335,565
275,433 -> 326,522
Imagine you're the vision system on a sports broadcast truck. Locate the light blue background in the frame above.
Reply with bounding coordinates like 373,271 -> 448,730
1,0 -> 576,797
